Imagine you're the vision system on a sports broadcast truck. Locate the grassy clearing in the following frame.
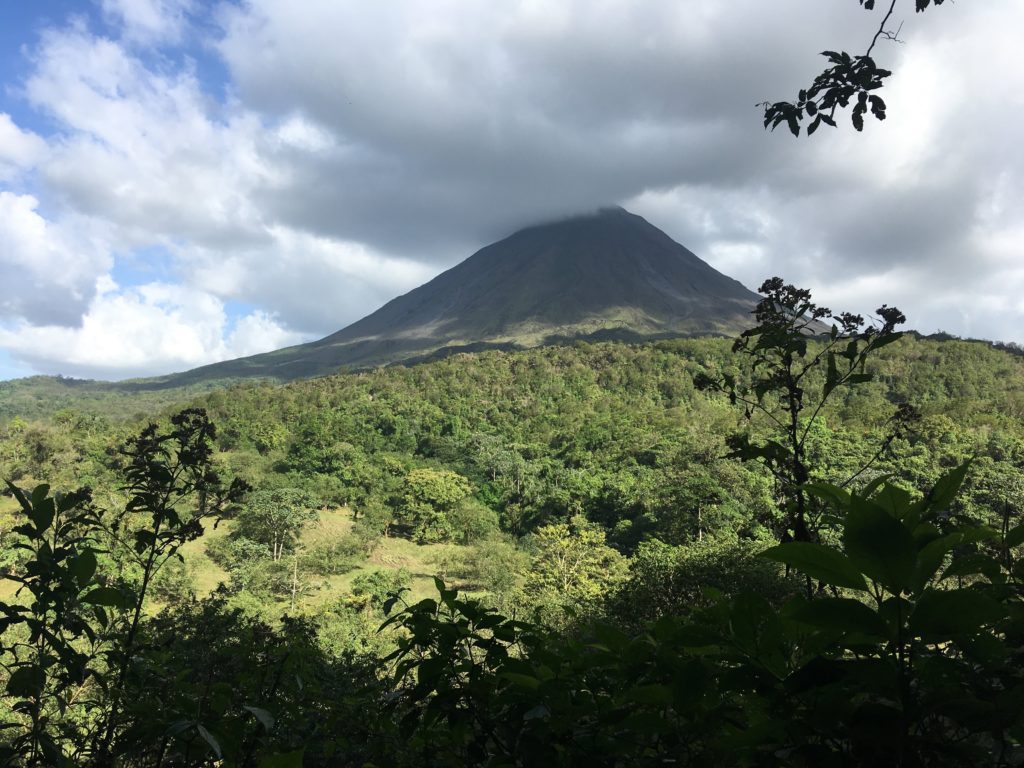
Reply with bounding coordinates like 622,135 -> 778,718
175,506 -> 465,612
0,498 -> 468,611
179,518 -> 233,596
0,496 -> 22,600
303,507 -> 355,544
298,528 -> 463,610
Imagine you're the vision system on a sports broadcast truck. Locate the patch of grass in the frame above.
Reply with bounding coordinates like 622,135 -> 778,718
298,534 -> 464,610
178,518 -> 233,597
301,507 -> 354,545
173,505 -> 472,613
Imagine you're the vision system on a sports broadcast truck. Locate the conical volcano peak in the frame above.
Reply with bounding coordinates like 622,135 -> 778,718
160,209 -> 761,383
588,205 -> 629,217
503,205 -> 632,239
524,204 -> 639,229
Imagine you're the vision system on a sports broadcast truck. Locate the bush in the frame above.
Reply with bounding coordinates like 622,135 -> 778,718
456,537 -> 529,595
349,568 -> 411,611
205,534 -> 270,570
301,536 -> 364,576
607,533 -> 799,630
383,463 -> 1024,767
315,602 -> 395,659
448,497 -> 501,544
354,496 -> 394,541
149,556 -> 197,604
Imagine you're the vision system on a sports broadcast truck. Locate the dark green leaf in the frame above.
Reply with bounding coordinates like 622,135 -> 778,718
843,498 -> 916,593
913,530 -> 995,590
941,554 -> 1002,582
762,542 -> 867,590
873,484 -> 911,518
861,475 -> 891,500
804,482 -> 851,508
499,672 -> 540,690
81,587 -> 133,609
244,705 -> 275,730
28,496 -> 55,533
1006,523 -> 1024,549
786,597 -> 889,638
622,685 -> 673,706
6,667 -> 45,698
824,352 -> 839,396
30,484 -> 50,508
872,332 -> 902,349
70,550 -> 97,588
196,724 -> 222,758
259,751 -> 304,768
909,589 -> 1005,638
6,482 -> 31,514
927,461 -> 972,511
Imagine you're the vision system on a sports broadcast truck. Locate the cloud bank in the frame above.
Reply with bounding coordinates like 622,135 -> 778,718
0,0 -> 1021,378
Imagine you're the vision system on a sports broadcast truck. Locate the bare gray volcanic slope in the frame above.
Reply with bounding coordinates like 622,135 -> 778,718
159,207 -> 760,383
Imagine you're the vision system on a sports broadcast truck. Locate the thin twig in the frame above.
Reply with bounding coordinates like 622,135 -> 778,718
866,0 -> 900,57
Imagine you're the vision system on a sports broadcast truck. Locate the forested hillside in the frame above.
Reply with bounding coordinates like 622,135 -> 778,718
1,330 -> 1024,765
5,334 -> 1023,539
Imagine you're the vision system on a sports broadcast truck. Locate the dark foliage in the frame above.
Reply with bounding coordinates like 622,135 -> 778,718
763,0 -> 949,135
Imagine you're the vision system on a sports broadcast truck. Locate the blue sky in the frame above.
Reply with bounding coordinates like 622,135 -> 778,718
0,350 -> 30,380
0,0 -> 1022,380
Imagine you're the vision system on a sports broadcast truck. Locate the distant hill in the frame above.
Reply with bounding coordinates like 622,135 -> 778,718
154,207 -> 761,384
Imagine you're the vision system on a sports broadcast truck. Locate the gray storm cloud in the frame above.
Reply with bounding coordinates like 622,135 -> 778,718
0,0 -> 1022,378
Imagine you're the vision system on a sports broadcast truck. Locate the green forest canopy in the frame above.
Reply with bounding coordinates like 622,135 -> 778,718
1,329 -> 1024,765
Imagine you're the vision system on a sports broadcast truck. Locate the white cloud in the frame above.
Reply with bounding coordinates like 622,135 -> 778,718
100,0 -> 194,45
0,192 -> 112,325
227,310 -> 304,357
25,24 -> 279,249
0,114 -> 46,182
0,277 -> 305,379
0,0 -> 1023,378
178,226 -> 437,334
274,114 -> 335,153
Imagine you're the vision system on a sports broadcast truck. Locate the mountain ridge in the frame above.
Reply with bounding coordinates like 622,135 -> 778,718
151,207 -> 762,384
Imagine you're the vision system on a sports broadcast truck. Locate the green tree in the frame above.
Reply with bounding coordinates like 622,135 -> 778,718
0,409 -> 249,766
384,464 -> 1024,767
354,495 -> 396,541
609,534 -> 796,630
349,568 -> 411,612
399,468 -> 473,543
234,488 -> 318,562
696,278 -> 913,545
526,517 -> 627,622
458,537 -> 530,599
661,466 -> 729,544
447,496 -> 500,544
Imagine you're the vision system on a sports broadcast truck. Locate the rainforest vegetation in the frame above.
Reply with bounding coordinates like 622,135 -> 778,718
1,285 -> 1024,766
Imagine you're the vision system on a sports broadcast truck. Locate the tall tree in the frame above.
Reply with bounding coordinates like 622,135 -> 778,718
235,488 -> 318,562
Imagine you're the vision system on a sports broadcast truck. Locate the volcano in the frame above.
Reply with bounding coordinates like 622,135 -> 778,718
162,207 -> 760,383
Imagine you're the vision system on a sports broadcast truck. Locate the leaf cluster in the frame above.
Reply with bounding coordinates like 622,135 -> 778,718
763,0 -> 949,136
764,51 -> 889,136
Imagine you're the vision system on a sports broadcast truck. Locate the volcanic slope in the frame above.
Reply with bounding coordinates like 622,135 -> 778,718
160,207 -> 761,384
